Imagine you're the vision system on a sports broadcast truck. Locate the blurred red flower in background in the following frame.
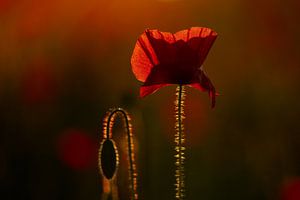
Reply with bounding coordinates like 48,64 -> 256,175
57,129 -> 97,171
131,27 -> 217,107
281,178 -> 300,200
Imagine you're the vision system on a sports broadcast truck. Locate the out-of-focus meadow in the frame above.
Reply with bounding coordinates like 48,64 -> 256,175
1,0 -> 300,199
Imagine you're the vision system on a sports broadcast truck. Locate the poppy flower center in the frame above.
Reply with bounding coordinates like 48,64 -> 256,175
143,40 -> 199,85
169,40 -> 199,84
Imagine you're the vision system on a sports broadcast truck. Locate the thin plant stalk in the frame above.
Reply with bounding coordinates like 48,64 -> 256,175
101,178 -> 119,200
175,85 -> 186,200
99,108 -> 138,200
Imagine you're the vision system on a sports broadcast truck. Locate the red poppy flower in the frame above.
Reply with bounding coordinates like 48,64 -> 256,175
57,129 -> 97,170
131,27 -> 218,107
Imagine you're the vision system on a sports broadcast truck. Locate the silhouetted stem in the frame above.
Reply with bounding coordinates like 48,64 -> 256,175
175,85 -> 186,200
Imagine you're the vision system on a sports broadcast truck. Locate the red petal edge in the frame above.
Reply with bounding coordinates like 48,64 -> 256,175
140,84 -> 169,98
190,83 -> 217,108
174,27 -> 217,42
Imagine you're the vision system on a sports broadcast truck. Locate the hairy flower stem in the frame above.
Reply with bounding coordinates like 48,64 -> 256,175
99,108 -> 138,200
175,85 -> 186,200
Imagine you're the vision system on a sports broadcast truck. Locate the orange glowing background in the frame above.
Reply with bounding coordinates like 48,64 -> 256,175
1,0 -> 300,199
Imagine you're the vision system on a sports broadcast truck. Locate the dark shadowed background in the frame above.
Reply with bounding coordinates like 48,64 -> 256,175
1,0 -> 300,199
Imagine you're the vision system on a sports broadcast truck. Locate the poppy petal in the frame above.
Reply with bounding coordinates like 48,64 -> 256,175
131,33 -> 158,82
131,29 -> 176,82
140,84 -> 169,98
146,29 -> 176,44
174,27 -> 215,41
144,30 -> 177,66
190,83 -> 216,108
175,27 -> 217,66
190,70 -> 217,108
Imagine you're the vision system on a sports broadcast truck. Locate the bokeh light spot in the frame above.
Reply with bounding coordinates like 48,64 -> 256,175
57,129 -> 97,171
282,178 -> 300,200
